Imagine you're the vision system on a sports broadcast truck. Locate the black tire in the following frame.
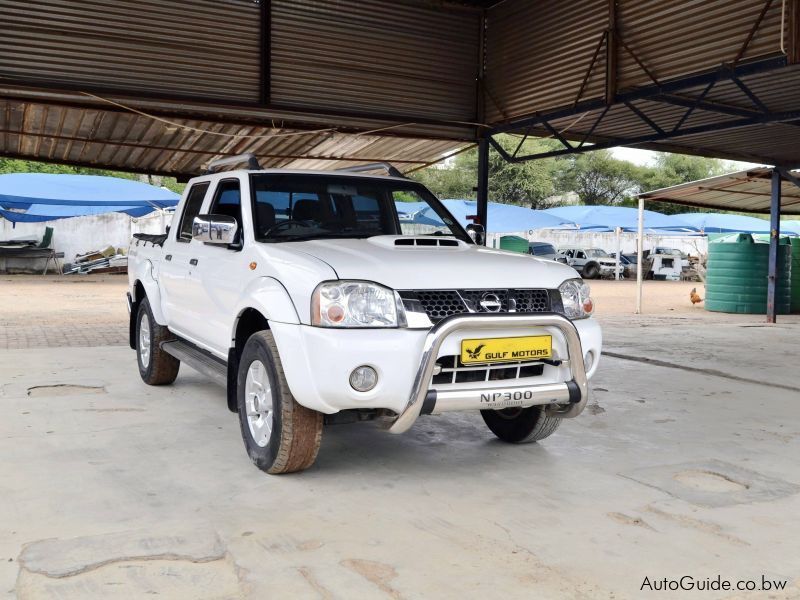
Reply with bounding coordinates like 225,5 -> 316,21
480,406 -> 561,443
136,297 -> 180,385
237,330 -> 323,474
582,262 -> 600,279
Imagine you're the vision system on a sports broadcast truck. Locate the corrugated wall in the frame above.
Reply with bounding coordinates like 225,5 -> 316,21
617,0 -> 785,89
0,0 -> 261,102
484,0 -> 787,123
483,0 -> 609,122
270,0 -> 481,122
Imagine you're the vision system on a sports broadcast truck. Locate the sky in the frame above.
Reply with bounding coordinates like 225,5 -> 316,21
611,147 -> 762,170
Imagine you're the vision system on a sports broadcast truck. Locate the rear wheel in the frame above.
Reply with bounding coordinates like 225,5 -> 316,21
237,331 -> 323,474
136,297 -> 179,385
481,406 -> 561,443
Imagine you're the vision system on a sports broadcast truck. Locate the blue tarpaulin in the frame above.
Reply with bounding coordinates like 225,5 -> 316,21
673,212 -> 773,234
396,199 -> 576,233
0,173 -> 180,223
542,205 -> 695,232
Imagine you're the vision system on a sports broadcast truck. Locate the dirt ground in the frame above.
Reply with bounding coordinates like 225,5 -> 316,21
0,275 -> 774,349
2,274 -> 800,599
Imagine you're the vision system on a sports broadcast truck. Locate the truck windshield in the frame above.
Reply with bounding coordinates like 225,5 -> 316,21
249,174 -> 470,243
586,249 -> 609,258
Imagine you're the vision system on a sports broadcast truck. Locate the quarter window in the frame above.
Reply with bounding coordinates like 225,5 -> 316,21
177,182 -> 210,242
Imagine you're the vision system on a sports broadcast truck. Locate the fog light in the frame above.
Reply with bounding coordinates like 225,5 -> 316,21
350,365 -> 378,392
584,351 -> 595,374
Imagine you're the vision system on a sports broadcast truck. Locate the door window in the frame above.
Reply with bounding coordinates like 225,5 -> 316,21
177,182 -> 210,242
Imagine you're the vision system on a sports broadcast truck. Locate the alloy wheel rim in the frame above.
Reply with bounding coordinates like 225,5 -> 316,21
139,313 -> 151,368
245,360 -> 274,447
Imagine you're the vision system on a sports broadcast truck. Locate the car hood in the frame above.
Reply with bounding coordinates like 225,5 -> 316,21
286,236 -> 579,290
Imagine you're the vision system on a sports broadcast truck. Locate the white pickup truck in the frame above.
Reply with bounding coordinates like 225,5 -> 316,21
127,156 -> 602,474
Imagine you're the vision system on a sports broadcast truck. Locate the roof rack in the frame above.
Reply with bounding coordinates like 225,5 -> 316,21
335,162 -> 406,178
204,153 -> 262,174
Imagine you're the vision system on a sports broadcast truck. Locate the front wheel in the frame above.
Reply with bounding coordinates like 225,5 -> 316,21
582,262 -> 600,279
481,406 -> 561,443
237,331 -> 323,474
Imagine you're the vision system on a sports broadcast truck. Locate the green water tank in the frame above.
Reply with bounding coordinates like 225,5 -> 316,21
499,235 -> 529,254
791,238 -> 800,313
705,233 -> 792,314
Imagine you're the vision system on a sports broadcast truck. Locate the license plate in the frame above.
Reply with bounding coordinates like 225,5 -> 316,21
460,335 -> 552,365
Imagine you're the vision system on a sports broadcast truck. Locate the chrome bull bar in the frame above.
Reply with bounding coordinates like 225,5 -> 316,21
387,313 -> 589,434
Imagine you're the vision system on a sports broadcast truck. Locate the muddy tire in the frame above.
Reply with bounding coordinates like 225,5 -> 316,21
237,330 -> 323,474
481,406 -> 561,443
136,297 -> 180,385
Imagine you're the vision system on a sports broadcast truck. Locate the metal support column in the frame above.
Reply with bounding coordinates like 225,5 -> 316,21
476,137 -> 490,244
767,168 -> 782,323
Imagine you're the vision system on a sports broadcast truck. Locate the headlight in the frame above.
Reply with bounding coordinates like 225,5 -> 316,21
311,281 -> 406,328
558,279 -> 594,319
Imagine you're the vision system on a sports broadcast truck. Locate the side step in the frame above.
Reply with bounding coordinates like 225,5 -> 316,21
161,339 -> 227,388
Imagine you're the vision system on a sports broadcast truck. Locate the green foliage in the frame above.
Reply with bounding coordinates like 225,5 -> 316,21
0,158 -> 185,194
410,135 -> 561,209
635,153 -> 728,214
554,149 -> 642,205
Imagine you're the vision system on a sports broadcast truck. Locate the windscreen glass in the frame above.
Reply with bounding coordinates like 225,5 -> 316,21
250,174 -> 469,243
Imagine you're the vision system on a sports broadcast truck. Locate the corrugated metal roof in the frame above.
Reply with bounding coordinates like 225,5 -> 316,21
616,0 -> 784,89
0,0 -> 262,102
484,0 -> 609,122
0,98 -> 468,177
271,0 -> 480,122
640,167 -> 800,214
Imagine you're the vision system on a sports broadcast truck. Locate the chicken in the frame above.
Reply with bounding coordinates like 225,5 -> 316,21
690,287 -> 703,305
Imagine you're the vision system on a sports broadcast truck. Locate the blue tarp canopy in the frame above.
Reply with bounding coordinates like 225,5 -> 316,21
542,205 -> 695,232
673,212 -> 773,234
396,199 -> 576,233
0,173 -> 180,223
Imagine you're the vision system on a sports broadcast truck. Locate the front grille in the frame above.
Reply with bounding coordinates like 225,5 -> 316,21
399,288 -> 552,323
432,355 -> 545,386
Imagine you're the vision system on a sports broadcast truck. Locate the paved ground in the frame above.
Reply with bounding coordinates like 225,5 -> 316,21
1,276 -> 800,599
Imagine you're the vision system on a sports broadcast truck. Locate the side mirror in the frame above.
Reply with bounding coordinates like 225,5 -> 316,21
192,214 -> 238,245
466,223 -> 485,245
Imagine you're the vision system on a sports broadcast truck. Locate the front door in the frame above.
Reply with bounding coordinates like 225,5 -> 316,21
192,177 -> 250,355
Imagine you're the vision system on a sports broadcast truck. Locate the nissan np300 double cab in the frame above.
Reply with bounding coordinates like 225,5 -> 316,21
128,156 -> 602,474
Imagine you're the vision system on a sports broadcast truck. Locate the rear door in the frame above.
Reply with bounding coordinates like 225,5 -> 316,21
159,181 -> 210,338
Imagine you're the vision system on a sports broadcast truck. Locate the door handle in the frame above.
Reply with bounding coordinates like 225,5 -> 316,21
189,258 -> 198,266
165,254 -> 172,261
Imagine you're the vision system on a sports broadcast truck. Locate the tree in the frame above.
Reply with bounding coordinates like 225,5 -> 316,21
409,135 -> 561,209
635,153 -> 728,214
555,150 -> 641,205
0,158 -> 185,194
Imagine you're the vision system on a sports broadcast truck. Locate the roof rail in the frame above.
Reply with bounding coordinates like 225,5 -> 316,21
336,162 -> 406,178
205,153 -> 262,174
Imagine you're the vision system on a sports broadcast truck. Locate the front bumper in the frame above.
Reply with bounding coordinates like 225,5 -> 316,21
387,313 -> 589,434
268,314 -> 601,431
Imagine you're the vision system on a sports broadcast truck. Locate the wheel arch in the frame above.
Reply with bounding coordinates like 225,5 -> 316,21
227,307 -> 271,413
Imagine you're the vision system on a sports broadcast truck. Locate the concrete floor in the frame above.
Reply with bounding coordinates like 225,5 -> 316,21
1,283 -> 800,598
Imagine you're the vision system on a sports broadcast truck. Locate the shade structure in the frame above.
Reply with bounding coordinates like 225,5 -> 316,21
0,173 -> 180,223
542,205 -> 695,232
674,212 -> 774,234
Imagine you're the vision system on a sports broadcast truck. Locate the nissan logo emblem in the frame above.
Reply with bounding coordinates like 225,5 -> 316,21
479,293 -> 502,312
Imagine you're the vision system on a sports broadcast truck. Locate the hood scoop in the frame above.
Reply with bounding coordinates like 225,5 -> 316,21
366,235 -> 467,250
395,237 -> 459,247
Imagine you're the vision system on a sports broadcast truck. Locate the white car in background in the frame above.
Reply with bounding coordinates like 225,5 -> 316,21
557,247 -> 619,279
127,156 -> 602,474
